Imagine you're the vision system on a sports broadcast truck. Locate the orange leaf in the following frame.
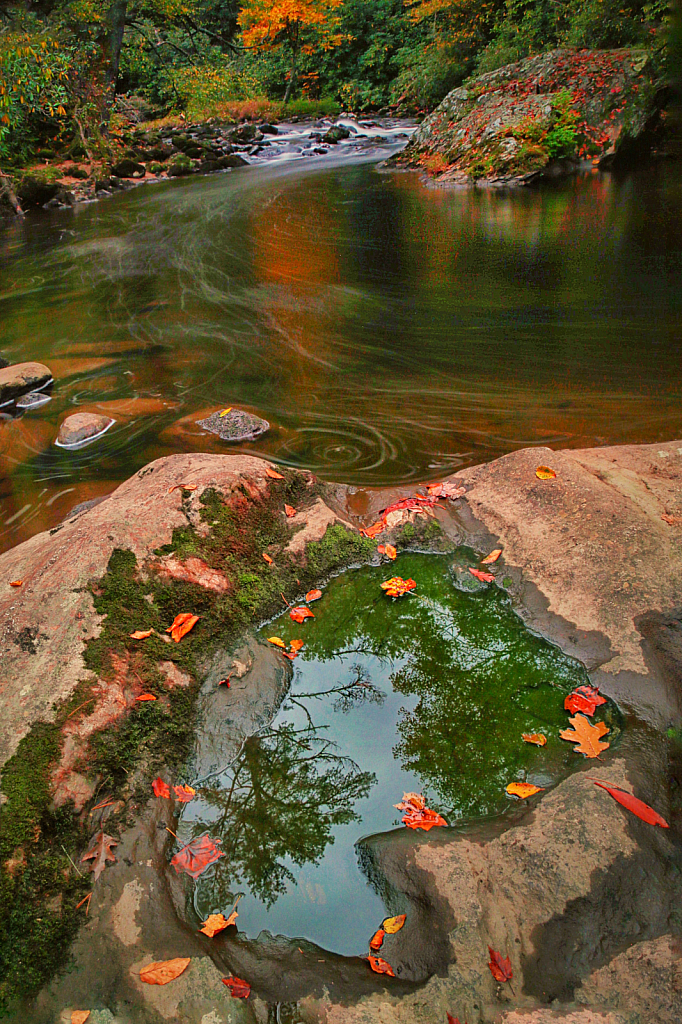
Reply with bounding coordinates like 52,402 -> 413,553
535,466 -> 556,480
380,577 -> 416,598
488,947 -> 512,984
369,927 -> 385,951
136,693 -> 157,701
383,914 -> 406,934
130,629 -> 153,639
560,714 -> 610,757
266,467 -> 284,479
588,779 -> 669,827
368,955 -> 395,976
166,613 -> 199,642
222,976 -> 250,998
284,504 -> 296,517
9,580 -> 22,587
200,911 -> 236,937
360,519 -> 385,539
378,544 -> 397,560
267,636 -> 286,648
152,777 -> 171,799
262,553 -> 273,564
305,589 -> 322,603
481,549 -> 502,564
469,568 -> 495,583
218,677 -> 231,687
140,958 -> 191,985
171,835 -> 224,879
71,1013 -> 91,1024
168,484 -> 198,493
522,733 -> 547,747
506,782 -> 545,799
290,606 -> 314,623
290,639 -> 304,651
394,792 -> 447,830
173,784 -> 196,803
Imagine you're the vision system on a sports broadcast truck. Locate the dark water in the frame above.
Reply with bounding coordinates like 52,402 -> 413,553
179,553 -> 612,955
1,154 -> 682,552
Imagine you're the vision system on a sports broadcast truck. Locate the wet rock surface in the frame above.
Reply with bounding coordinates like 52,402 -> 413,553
196,408 -> 270,442
0,361 -> 52,405
56,412 -> 115,447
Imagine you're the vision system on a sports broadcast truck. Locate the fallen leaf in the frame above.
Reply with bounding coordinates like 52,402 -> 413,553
282,651 -> 298,660
360,519 -> 386,539
469,568 -> 495,583
173,784 -> 196,803
168,484 -> 198,493
589,780 -> 669,827
171,835 -> 224,879
305,589 -> 322,603
71,1013 -> 91,1024
369,927 -> 385,951
266,467 -> 284,479
368,955 -> 395,976
380,576 -> 416,598
535,466 -> 556,480
564,684 -> 607,716
267,636 -> 287,648
166,613 -> 199,643
218,677 -> 231,687
560,714 -> 610,758
290,606 -> 314,623
383,914 -> 406,934
136,693 -> 157,702
522,733 -> 547,747
394,792 -> 447,831
284,504 -> 296,517
222,976 -> 250,998
488,947 -> 513,985
130,629 -> 153,639
377,543 -> 397,560
219,407 -> 233,417
81,831 -> 117,881
140,958 -> 190,985
447,1015 -> 466,1024
262,553 -> 273,564
439,482 -> 466,499
661,513 -> 678,525
9,580 -> 22,587
152,777 -> 171,799
290,639 -> 304,652
506,782 -> 545,799
381,495 -> 438,517
481,549 -> 502,564
199,910 -> 238,936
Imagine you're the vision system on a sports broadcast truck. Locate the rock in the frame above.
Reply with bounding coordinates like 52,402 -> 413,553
61,164 -> 89,180
322,125 -> 352,143
259,122 -> 279,135
196,408 -> 269,442
575,934 -> 682,1023
230,123 -> 260,144
216,153 -> 248,168
56,412 -> 115,447
0,354 -> 9,369
167,153 -> 195,177
15,391 -> 52,410
0,362 -> 52,406
110,159 -> 146,178
399,48 -> 663,184
15,173 -> 61,207
154,554 -> 231,594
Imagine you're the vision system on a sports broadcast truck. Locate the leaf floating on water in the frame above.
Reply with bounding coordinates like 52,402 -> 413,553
130,629 -> 153,639
383,914 -> 406,934
394,792 -> 447,831
81,830 -> 117,881
267,636 -> 287,648
369,927 -> 385,951
535,466 -> 556,480
589,780 -> 669,827
378,544 -> 397,560
71,1013 -> 91,1024
9,580 -> 22,587
506,782 -> 545,799
140,958 -> 191,985
284,504 -> 296,518
488,946 -> 513,985
522,733 -> 547,747
222,976 -> 251,998
469,568 -> 495,583
200,911 -> 237,937
166,613 -> 199,643
219,407 -> 233,417
173,784 -> 196,803
305,589 -> 322,603
290,639 -> 304,652
368,955 -> 395,977
290,606 -> 314,624
171,835 -> 224,879
564,684 -> 607,716
262,553 -> 273,564
136,693 -> 157,702
481,549 -> 502,564
560,714 -> 610,758
265,467 -> 284,479
152,777 -> 171,799
380,577 -> 416,598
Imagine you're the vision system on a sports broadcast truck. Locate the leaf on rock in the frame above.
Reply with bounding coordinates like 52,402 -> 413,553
173,784 -> 196,803
394,792 -> 447,831
522,733 -> 547,747
267,636 -> 287,648
360,519 -> 386,539
383,914 -> 406,934
168,484 -> 198,493
380,576 -> 416,598
71,1012 -> 91,1024
506,782 -> 545,799
488,947 -> 513,984
560,714 -> 610,758
481,549 -> 502,564
290,639 -> 304,652
200,911 -> 237,937
265,467 -> 284,479
469,568 -> 495,583
305,589 -> 322,603
368,955 -> 395,977
81,831 -> 117,881
590,780 -> 669,827
565,684 -> 607,716
9,580 -> 22,587
284,504 -> 296,518
166,613 -> 199,643
369,927 -> 385,951
262,552 -> 274,564
152,777 -> 171,799
535,466 -> 556,480
136,693 -> 157,702
171,835 -> 224,879
140,958 -> 190,985
447,1015 -> 466,1024
219,407 -> 233,417
427,481 -> 465,500
222,976 -> 251,998
218,677 -> 231,687
130,629 -> 153,639
290,606 -> 314,623
377,543 -> 397,560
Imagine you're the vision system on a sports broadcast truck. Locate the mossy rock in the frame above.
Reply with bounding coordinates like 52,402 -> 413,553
167,154 -> 195,177
16,172 -> 61,207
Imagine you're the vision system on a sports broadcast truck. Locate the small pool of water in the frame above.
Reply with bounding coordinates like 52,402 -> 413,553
179,552 -> 619,955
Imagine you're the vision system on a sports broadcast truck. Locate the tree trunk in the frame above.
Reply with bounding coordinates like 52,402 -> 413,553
284,23 -> 300,104
0,174 -> 23,218
102,0 -> 128,98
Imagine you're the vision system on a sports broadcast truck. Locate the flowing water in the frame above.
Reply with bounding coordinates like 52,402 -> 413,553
1,144 -> 682,552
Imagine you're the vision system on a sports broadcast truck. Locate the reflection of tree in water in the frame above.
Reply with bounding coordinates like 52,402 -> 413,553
196,720 -> 376,908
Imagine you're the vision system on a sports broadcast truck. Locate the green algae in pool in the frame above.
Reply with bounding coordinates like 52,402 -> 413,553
181,552 -> 615,955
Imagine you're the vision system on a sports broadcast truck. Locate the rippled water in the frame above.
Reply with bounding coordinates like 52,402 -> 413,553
1,146 -> 681,551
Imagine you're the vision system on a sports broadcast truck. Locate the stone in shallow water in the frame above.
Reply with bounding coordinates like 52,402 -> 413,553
15,390 -> 52,410
196,408 -> 269,442
56,412 -> 115,448
0,362 -> 53,406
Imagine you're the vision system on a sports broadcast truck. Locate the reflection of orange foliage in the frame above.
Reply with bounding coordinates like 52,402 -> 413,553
252,185 -> 339,287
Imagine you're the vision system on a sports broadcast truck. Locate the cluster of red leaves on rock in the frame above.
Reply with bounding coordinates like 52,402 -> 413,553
564,684 -> 606,716
361,482 -> 464,538
394,792 -> 447,831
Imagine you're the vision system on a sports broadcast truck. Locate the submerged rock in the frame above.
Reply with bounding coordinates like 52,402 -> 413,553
0,361 -> 52,406
15,390 -> 52,410
56,412 -> 115,447
398,48 -> 663,184
196,407 -> 269,442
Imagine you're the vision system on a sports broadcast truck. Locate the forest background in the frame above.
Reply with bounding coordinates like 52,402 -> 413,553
0,0 -> 679,167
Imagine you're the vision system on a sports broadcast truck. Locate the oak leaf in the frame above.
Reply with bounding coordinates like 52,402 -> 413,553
173,784 -> 196,803
394,792 -> 447,830
488,947 -> 513,984
522,733 -> 547,747
305,589 -> 322,602
71,1013 -> 90,1024
469,568 -> 495,583
199,910 -> 238,936
369,927 -> 385,951
152,777 -> 171,799
140,958 -> 190,985
506,782 -> 545,799
383,914 -> 406,934
380,576 -> 416,598
171,835 -> 224,879
368,955 -> 394,976
284,504 -> 296,517
560,714 -> 610,757
81,831 -> 117,881
535,466 -> 556,480
166,613 -> 199,643
589,780 -> 669,827
481,549 -> 502,564
266,467 -> 284,479
262,553 -> 273,564
223,976 -> 250,998
290,606 -> 314,623
130,629 -> 153,639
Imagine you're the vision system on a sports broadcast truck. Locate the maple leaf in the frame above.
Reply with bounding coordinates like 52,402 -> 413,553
560,714 -> 610,757
369,927 -> 385,951
171,835 -> 224,879
535,466 -> 556,480
199,910 -> 237,937
262,552 -> 273,564
522,733 -> 547,747
383,914 -> 406,933
368,955 -> 395,976
140,958 -> 190,985
267,636 -> 286,648
174,784 -> 196,803
166,613 -> 199,643
488,946 -> 513,985
152,777 -> 171,799
81,831 -> 117,881
565,684 -> 607,716
589,780 -> 669,827
290,606 -> 314,623
136,693 -> 157,702
222,976 -> 250,998
265,467 -> 284,479
380,577 -> 416,598
284,504 -> 296,517
481,549 -> 502,564
130,629 -> 153,639
305,588 -> 322,602
71,1013 -> 91,1024
506,782 -> 545,799
394,792 -> 447,830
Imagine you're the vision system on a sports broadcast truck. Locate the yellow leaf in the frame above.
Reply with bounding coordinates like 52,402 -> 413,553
267,636 -> 286,648
506,782 -> 545,799
481,548 -> 502,564
140,958 -> 191,985
536,466 -> 556,480
383,913 -> 406,934
219,407 -> 232,417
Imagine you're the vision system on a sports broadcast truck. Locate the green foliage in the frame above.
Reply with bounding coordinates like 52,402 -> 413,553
0,32 -> 72,163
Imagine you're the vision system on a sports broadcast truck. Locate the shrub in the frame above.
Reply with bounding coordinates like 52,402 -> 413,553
0,33 -> 72,164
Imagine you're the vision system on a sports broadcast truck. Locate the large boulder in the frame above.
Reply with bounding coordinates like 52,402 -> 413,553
398,48 -> 662,184
0,362 -> 52,405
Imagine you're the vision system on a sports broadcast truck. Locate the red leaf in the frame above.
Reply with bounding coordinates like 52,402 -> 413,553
469,568 -> 495,583
590,780 -> 669,828
262,553 -> 273,564
487,947 -> 513,984
173,784 -> 196,803
369,927 -> 385,951
305,589 -> 322,603
564,684 -> 607,716
152,777 -> 171,799
290,606 -> 314,623
368,955 -> 395,976
136,693 -> 157,702
447,1016 -> 467,1024
394,792 -> 447,831
222,976 -> 251,998
575,684 -> 606,705
171,835 -> 224,879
